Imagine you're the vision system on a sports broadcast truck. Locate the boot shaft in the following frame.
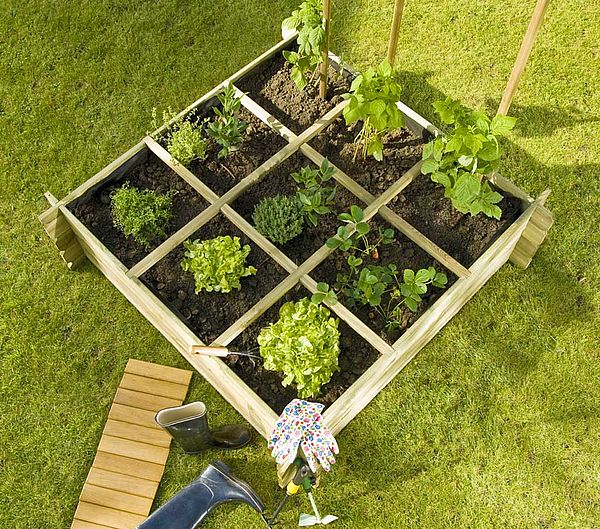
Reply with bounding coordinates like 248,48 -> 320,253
155,402 -> 213,454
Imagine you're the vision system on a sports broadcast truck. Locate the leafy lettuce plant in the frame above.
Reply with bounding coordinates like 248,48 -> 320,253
342,61 -> 404,161
258,297 -> 340,398
421,97 -> 516,219
181,235 -> 256,293
282,0 -> 325,90
151,108 -> 208,166
208,83 -> 247,158
292,158 -> 336,226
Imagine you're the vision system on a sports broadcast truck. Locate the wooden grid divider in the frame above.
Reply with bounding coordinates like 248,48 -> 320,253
71,359 -> 193,529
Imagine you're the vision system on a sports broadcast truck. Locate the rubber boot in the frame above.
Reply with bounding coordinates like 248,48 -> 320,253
137,460 -> 266,529
155,401 -> 251,454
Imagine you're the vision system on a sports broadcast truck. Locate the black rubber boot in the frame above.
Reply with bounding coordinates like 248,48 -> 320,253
137,460 -> 266,529
155,401 -> 251,454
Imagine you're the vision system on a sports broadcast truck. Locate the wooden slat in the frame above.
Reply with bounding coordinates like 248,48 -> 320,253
80,484 -> 153,516
114,387 -> 182,412
98,435 -> 170,466
92,452 -> 163,483
74,502 -> 146,529
72,519 -> 118,529
86,467 -> 158,499
120,373 -> 188,401
125,358 -> 193,386
103,420 -> 171,448
108,403 -> 162,431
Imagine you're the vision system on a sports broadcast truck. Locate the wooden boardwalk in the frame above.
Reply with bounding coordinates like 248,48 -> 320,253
71,359 -> 193,529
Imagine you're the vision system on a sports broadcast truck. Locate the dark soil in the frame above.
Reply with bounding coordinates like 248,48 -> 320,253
310,117 -> 425,197
388,173 -> 523,267
226,284 -> 381,413
236,53 -> 351,135
231,152 -> 363,264
161,107 -> 287,197
69,154 -> 208,269
140,214 -> 288,344
311,216 -> 456,345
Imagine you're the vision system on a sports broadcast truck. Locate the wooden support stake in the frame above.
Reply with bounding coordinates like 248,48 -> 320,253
319,0 -> 332,99
497,0 -> 550,115
386,0 -> 405,66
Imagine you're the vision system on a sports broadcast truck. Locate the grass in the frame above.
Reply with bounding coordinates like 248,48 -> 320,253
1,0 -> 598,527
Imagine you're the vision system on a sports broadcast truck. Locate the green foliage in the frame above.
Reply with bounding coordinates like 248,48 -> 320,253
326,205 -> 394,259
310,282 -> 338,305
258,298 -> 340,398
152,108 -> 208,166
282,0 -> 325,90
292,159 -> 336,226
110,183 -> 173,248
181,235 -> 256,294
342,61 -> 404,161
207,83 -> 247,158
421,97 -> 516,219
253,194 -> 304,244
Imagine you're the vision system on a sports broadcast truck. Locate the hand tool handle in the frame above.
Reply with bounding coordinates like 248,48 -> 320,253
190,345 -> 229,357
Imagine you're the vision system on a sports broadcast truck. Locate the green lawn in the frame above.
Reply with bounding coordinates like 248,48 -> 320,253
1,1 -> 598,528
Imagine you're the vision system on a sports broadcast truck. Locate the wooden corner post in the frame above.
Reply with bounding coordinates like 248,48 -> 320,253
497,0 -> 551,115
386,0 -> 405,65
319,0 -> 332,99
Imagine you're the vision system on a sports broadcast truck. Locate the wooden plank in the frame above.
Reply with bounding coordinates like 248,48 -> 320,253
112,389 -> 181,417
108,403 -> 162,431
120,373 -> 188,401
103,419 -> 171,448
98,435 -> 170,466
74,502 -> 146,529
72,519 -> 118,529
125,358 -> 193,386
92,452 -> 163,483
86,469 -> 157,503
80,483 -> 153,516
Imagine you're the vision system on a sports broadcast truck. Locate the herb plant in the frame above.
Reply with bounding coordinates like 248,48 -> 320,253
110,183 -> 172,249
253,194 -> 305,245
207,83 -> 247,158
282,0 -> 325,90
258,297 -> 340,398
342,61 -> 404,161
421,97 -> 516,219
292,159 -> 336,226
152,108 -> 208,166
181,235 -> 256,294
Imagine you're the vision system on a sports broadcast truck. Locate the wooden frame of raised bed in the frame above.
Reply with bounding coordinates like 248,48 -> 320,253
40,34 -> 553,467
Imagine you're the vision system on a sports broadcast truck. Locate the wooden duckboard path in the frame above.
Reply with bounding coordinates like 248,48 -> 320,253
71,359 -> 193,529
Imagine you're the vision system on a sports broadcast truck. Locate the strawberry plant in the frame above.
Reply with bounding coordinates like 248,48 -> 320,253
292,158 -> 336,226
342,61 -> 404,161
421,97 -> 516,219
282,0 -> 325,90
208,83 -> 247,158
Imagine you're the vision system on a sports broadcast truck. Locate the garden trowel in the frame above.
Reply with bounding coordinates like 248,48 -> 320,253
190,345 -> 261,360
298,490 -> 338,526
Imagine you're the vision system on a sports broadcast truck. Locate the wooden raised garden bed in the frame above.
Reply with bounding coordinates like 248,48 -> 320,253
40,34 -> 553,466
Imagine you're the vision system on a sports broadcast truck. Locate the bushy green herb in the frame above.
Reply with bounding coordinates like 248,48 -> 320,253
292,159 -> 336,226
152,108 -> 208,166
421,97 -> 516,219
207,83 -> 247,158
110,183 -> 172,248
253,194 -> 304,244
181,235 -> 256,293
282,0 -> 325,90
342,61 -> 404,161
258,297 -> 340,398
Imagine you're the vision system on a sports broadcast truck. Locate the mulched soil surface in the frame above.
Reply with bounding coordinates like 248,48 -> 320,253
69,153 -> 208,269
226,284 -> 381,413
388,172 -> 523,267
231,152 -> 365,264
140,214 -> 288,344
236,53 -> 351,135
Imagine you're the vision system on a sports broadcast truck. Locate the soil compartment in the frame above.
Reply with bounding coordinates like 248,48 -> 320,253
227,284 -> 381,413
236,53 -> 351,135
141,213 -> 288,345
231,152 -> 365,264
68,153 -> 209,269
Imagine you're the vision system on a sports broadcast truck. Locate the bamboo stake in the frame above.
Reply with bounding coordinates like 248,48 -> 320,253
497,0 -> 550,115
319,0 -> 332,98
386,0 -> 405,65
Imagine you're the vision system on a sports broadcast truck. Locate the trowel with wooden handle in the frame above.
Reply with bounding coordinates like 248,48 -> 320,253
190,345 -> 262,360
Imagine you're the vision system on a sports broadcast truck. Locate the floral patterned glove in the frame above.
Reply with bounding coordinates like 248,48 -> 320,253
269,399 -> 338,473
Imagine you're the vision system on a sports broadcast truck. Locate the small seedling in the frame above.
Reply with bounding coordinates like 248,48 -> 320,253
151,108 -> 208,166
208,83 -> 247,159
253,194 -> 305,245
292,159 -> 336,226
